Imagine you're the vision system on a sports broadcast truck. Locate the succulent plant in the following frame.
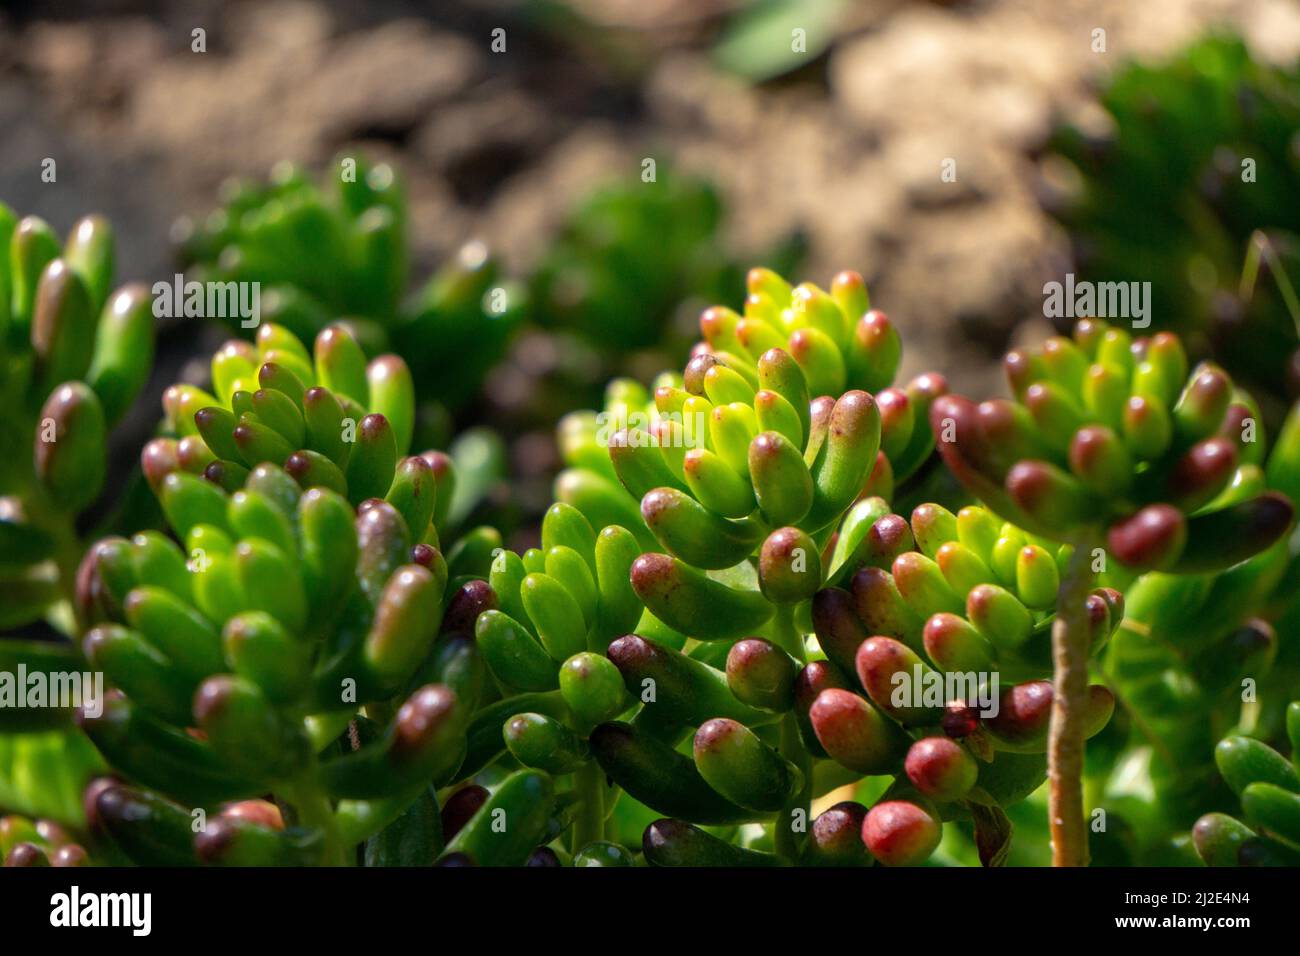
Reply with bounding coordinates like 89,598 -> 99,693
459,268 -> 1101,867
804,500 -> 1118,865
552,267 -> 942,537
1193,705 -> 1300,866
0,206 -> 154,638
1081,394 -> 1300,858
0,312 -> 531,865
70,451 -> 499,865
174,158 -> 527,418
1040,33 -> 1300,407
934,314 -> 1295,864
140,318 -> 504,540
146,321 -> 419,505
0,812 -> 91,867
816,499 -> 1121,712
933,319 -> 1292,573
530,173 -> 803,356
4,244 -> 1299,869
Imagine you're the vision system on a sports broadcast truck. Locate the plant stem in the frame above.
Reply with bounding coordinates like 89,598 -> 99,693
777,710 -> 811,860
573,759 -> 604,850
50,513 -> 82,619
771,603 -> 807,665
772,603 -> 809,860
1048,532 -> 1099,867
286,773 -> 347,866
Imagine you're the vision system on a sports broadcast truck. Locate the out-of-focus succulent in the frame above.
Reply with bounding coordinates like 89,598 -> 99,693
174,158 -> 527,420
531,175 -> 802,356
1092,394 -> 1300,857
1192,704 -> 1300,866
1040,34 -> 1300,406
0,206 -> 153,639
0,812 -> 92,867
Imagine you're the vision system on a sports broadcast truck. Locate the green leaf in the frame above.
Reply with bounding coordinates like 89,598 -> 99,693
713,0 -> 848,83
0,729 -> 105,827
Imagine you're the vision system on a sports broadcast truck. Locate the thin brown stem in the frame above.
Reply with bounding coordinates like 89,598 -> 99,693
1048,532 -> 1098,867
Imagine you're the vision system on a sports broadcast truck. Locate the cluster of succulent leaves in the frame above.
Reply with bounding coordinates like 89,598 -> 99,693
146,320 -> 419,506
175,157 -> 527,420
175,160 -> 808,535
1192,705 -> 1300,866
529,172 -> 804,357
930,311 -> 1300,863
0,206 -> 159,844
3,208 -> 1300,866
1085,395 -> 1300,859
47,318 -> 523,865
414,267 -> 1090,867
932,319 -> 1292,575
1041,33 -> 1300,407
0,812 -> 92,867
0,205 -> 154,636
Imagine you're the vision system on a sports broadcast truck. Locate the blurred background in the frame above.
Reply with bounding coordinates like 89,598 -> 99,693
3,0 -> 1299,547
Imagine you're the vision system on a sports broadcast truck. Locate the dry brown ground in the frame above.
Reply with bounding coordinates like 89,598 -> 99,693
4,0 -> 1299,397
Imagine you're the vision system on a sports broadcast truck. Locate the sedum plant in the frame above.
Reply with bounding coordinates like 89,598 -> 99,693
69,429 -> 508,866
5,318 -> 517,865
144,320 -> 421,509
445,269 -> 1109,867
932,320 -> 1290,573
530,173 -> 804,357
5,259 -> 1299,868
175,158 -> 526,418
0,206 -> 153,637
932,318 -> 1294,864
1192,705 -> 1300,867
0,813 -> 91,867
0,205 -> 157,839
1092,395 -> 1300,860
1040,33 -> 1300,406
782,499 -> 1119,866
72,459 -> 478,865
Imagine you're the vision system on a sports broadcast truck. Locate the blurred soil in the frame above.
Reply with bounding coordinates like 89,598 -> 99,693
3,0 -> 1300,400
